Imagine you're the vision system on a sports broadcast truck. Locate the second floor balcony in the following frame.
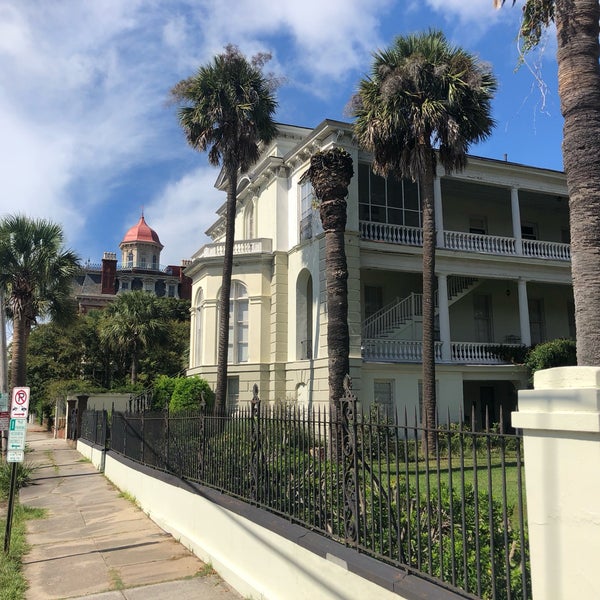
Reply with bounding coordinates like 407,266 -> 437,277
360,221 -> 571,262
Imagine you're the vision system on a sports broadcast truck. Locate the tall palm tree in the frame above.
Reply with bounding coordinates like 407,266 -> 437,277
0,214 -> 80,389
353,30 -> 497,447
99,291 -> 167,385
496,1 -> 600,365
307,147 -> 354,411
171,45 -> 277,413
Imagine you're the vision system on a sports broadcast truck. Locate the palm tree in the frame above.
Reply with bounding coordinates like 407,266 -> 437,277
171,45 -> 277,413
307,147 -> 354,411
496,1 -> 600,365
0,214 -> 80,389
353,30 -> 496,447
99,291 -> 167,385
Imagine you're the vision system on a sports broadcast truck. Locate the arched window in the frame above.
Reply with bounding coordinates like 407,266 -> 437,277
220,281 -> 249,364
193,288 -> 204,367
244,198 -> 256,239
296,270 -> 313,360
127,251 -> 134,267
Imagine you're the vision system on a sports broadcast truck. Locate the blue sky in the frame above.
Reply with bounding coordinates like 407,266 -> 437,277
0,1 -> 562,267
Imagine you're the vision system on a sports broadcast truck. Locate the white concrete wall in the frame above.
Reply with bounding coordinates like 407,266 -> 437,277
103,453 -> 409,600
513,367 -> 600,600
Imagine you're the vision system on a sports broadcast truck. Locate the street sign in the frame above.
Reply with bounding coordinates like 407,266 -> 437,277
10,387 -> 30,419
7,418 -> 27,451
7,450 -> 24,463
0,413 -> 8,430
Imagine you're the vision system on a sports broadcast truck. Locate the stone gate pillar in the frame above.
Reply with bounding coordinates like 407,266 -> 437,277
513,367 -> 600,599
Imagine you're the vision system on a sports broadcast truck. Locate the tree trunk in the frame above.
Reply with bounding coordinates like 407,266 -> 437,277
10,315 -> 29,388
555,0 -> 600,365
421,157 -> 437,453
215,166 -> 238,413
320,197 -> 350,411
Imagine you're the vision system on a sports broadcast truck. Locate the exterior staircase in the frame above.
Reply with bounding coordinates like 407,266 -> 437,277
362,276 -> 480,339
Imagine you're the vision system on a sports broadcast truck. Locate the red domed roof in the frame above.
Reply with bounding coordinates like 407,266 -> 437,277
120,215 -> 163,249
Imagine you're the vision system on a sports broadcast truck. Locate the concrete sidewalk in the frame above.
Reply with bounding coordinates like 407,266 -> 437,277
19,427 -> 242,600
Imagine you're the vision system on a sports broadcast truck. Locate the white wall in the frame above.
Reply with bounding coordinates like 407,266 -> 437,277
103,453 -> 415,600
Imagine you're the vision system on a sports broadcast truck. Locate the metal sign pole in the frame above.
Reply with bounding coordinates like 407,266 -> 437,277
3,462 -> 17,553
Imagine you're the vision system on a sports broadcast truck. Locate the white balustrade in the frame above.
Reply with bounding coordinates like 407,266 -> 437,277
362,339 -> 523,364
360,222 -> 423,246
360,221 -> 570,262
522,239 -> 570,260
361,339 -> 443,362
443,231 -> 516,255
194,238 -> 272,259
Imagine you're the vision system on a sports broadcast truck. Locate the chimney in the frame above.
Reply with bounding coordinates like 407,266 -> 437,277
101,252 -> 117,295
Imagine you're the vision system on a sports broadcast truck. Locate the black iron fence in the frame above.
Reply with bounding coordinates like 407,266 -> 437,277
108,382 -> 529,599
80,409 -> 109,448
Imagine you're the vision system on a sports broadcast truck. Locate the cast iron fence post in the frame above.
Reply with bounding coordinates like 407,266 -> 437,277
340,374 -> 359,545
250,384 -> 261,502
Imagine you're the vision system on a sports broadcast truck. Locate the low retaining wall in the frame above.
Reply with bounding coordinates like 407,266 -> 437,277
77,439 -> 105,472
75,440 -> 468,600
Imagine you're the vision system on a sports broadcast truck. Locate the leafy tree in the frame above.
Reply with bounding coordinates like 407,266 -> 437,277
0,214 -> 80,388
352,30 -> 496,449
99,291 -> 168,385
496,1 -> 600,366
171,45 -> 278,413
307,148 -> 354,411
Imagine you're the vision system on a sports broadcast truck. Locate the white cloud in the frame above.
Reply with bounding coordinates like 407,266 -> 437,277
146,166 -> 223,265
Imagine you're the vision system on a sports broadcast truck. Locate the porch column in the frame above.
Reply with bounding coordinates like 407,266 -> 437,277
437,273 -> 451,361
518,278 -> 531,346
511,187 -> 523,255
434,176 -> 444,248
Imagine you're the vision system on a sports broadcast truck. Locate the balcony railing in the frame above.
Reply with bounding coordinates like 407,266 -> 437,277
360,220 -> 571,261
362,339 -> 524,364
194,238 -> 273,259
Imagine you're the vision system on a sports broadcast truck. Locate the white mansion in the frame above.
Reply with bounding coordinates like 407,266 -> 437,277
185,120 -> 572,428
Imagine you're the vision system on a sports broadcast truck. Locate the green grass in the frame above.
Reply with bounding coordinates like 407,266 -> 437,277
372,452 -> 527,518
0,503 -> 46,600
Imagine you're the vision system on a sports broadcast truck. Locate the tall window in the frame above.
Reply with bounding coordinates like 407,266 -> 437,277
194,288 -> 203,367
244,199 -> 256,239
528,298 -> 546,345
473,294 -> 493,342
127,251 -> 133,267
296,270 -> 313,360
364,285 -> 383,319
299,180 -> 315,241
227,281 -> 249,364
358,162 -> 422,227
374,380 -> 394,418
227,376 -> 240,410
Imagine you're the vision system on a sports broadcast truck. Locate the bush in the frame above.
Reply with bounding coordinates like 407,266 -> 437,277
525,338 -> 577,379
0,462 -> 35,500
152,374 -> 178,410
169,376 -> 215,413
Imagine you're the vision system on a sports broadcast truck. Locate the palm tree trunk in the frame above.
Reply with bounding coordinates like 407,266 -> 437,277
320,197 -> 350,411
555,0 -> 600,365
10,315 -> 28,388
215,166 -> 238,414
421,157 -> 437,452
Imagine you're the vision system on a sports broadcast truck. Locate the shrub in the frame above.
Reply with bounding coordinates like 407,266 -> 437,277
0,462 -> 35,500
169,376 -> 215,413
525,338 -> 577,379
152,374 -> 177,410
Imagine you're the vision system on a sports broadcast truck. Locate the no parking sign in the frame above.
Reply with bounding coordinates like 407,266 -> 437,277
10,387 -> 30,419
